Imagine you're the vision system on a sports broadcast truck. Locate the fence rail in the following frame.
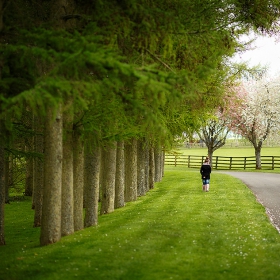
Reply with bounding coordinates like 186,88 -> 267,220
165,155 -> 280,170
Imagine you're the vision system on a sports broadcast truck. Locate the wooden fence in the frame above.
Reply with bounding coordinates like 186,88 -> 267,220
165,154 -> 280,170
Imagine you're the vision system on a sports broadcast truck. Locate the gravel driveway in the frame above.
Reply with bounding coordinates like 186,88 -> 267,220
218,171 -> 280,233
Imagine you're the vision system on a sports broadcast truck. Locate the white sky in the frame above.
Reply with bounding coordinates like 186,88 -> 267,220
234,34 -> 280,77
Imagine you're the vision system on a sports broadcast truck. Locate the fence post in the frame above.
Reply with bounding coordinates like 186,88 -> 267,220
188,156 -> 190,168
229,157 -> 232,170
244,157 -> 246,170
272,156 -> 274,170
175,155 -> 177,167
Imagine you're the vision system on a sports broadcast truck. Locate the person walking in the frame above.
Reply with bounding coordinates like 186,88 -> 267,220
200,157 -> 211,192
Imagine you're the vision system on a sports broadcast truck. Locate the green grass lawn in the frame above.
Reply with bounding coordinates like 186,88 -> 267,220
1,166 -> 280,280
176,146 -> 280,157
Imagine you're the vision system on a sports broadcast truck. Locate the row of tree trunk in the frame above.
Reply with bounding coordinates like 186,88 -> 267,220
1,108 -> 165,246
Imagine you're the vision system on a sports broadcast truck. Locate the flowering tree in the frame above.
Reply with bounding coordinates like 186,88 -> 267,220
230,77 -> 280,169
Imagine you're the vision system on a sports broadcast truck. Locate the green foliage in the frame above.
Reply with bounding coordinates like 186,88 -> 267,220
235,0 -> 280,31
2,168 -> 280,279
1,0 -> 280,149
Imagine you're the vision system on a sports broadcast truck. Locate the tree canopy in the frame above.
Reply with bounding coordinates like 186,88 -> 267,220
1,0 -> 280,145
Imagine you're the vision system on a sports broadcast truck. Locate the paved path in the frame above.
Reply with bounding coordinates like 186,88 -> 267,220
218,171 -> 280,233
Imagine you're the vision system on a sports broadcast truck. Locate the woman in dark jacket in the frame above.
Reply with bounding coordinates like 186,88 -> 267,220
200,157 -> 211,192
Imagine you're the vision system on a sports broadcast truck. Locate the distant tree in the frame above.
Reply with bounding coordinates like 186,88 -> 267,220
195,69 -> 242,163
196,114 -> 232,164
230,77 -> 280,169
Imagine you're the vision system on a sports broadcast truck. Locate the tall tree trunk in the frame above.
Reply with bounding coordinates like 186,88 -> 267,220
162,150 -> 165,178
154,146 -> 162,182
0,0 -> 4,33
40,106 -> 63,246
207,147 -> 214,166
40,0 -> 76,243
8,156 -> 13,195
33,116 -> 44,227
61,106 -> 74,236
0,20 -> 6,244
255,146 -> 262,170
4,156 -> 9,204
144,142 -> 150,193
124,139 -> 137,202
25,158 -> 34,196
73,125 -> 84,232
24,108 -> 34,197
149,147 -> 155,190
100,143 -> 117,215
0,119 -> 5,245
84,146 -> 101,227
115,141 -> 125,209
137,139 -> 146,197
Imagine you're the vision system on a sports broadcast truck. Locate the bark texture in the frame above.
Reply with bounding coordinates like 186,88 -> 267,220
154,146 -> 162,182
73,125 -> 84,231
137,139 -> 146,197
4,157 -> 9,204
0,0 -> 4,33
124,139 -> 137,202
255,147 -> 262,169
0,119 -> 5,245
84,146 -> 101,227
23,108 -> 34,197
40,106 -> 63,246
61,107 -> 74,236
162,150 -> 165,178
33,116 -> 44,227
149,147 -> 155,190
115,141 -> 125,209
24,158 -> 34,196
144,143 -> 150,193
100,143 -> 117,214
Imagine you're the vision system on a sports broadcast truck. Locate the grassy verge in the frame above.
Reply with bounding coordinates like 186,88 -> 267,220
1,166 -> 280,280
175,146 -> 280,157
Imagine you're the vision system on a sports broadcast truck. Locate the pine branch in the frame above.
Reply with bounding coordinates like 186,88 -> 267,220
144,48 -> 175,73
